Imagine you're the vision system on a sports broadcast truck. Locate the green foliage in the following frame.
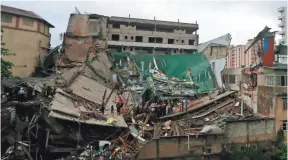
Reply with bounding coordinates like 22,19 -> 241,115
276,143 -> 287,160
229,147 -> 271,160
276,130 -> 287,160
276,130 -> 285,145
1,29 -> 14,79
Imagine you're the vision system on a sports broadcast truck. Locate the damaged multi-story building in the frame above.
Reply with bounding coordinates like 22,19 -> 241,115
64,13 -> 199,55
222,26 -> 288,143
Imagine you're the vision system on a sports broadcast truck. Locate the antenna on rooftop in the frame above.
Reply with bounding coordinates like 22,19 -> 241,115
75,7 -> 81,14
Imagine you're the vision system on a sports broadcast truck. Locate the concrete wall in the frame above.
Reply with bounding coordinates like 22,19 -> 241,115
137,118 -> 276,159
222,68 -> 242,91
203,46 -> 228,60
242,93 -> 258,114
136,134 -> 223,160
226,118 -> 275,143
275,95 -> 288,143
256,67 -> 287,116
1,28 -> 50,77
63,35 -> 108,62
210,58 -> 226,87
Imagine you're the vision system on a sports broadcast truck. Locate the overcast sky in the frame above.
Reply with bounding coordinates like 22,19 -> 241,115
2,0 -> 287,47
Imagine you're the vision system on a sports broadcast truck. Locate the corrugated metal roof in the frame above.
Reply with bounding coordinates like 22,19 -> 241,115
198,33 -> 232,52
1,5 -> 54,27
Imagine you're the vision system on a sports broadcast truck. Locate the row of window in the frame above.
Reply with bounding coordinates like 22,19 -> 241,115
266,75 -> 287,86
2,13 -> 34,27
111,24 -> 196,34
111,34 -> 195,45
122,47 -> 186,53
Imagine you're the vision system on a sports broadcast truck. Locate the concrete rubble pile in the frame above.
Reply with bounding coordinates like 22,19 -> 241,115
0,49 -> 145,160
1,37 -> 258,160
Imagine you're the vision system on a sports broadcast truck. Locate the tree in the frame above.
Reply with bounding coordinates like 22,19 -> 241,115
276,130 -> 287,160
1,29 -> 13,79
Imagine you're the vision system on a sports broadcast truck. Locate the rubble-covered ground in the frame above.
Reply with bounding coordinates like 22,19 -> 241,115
1,48 -> 257,160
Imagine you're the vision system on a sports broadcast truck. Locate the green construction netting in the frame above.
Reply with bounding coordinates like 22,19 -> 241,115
111,52 -> 214,93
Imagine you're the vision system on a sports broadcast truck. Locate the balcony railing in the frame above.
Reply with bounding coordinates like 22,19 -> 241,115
278,22 -> 285,27
278,7 -> 285,12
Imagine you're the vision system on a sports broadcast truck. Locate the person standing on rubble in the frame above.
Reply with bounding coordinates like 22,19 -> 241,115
115,93 -> 125,115
180,101 -> 184,112
17,87 -> 26,102
184,99 -> 189,111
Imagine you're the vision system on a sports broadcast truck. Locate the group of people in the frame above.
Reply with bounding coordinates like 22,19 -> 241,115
147,99 -> 189,118
99,93 -> 125,115
150,103 -> 172,118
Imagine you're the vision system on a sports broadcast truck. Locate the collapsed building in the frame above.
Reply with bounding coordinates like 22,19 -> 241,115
1,9 -> 283,160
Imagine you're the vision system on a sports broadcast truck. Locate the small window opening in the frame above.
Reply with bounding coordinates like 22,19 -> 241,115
135,36 -> 143,42
112,24 -> 120,29
168,39 -> 174,44
111,34 -> 120,41
189,39 -> 195,45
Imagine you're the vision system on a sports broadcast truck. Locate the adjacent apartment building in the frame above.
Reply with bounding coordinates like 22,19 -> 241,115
225,39 -> 261,69
1,5 -> 54,77
278,7 -> 286,45
65,14 -> 199,55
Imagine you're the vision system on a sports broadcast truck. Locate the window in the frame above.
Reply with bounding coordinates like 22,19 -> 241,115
276,76 -> 287,86
174,50 -> 176,53
189,39 -> 195,45
1,13 -> 12,23
131,36 -> 134,40
266,76 -> 275,86
282,120 -> 287,131
168,39 -> 174,44
123,47 -> 126,51
22,17 -> 34,27
111,34 -> 120,41
148,37 -> 155,43
229,75 -> 235,84
130,48 -> 133,51
155,37 -> 163,43
135,36 -> 143,42
125,36 -> 128,40
181,40 -> 184,43
180,50 -> 182,53
283,99 -> 287,110
112,24 -> 120,29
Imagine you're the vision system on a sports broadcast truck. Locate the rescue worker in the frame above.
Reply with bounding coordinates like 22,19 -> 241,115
115,93 -> 125,115
184,99 -> 189,111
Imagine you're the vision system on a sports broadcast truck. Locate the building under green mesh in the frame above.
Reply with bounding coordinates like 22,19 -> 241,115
111,52 -> 215,93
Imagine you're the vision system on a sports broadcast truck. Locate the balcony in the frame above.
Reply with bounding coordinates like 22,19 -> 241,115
278,30 -> 285,35
278,22 -> 285,27
108,41 -> 198,50
278,7 -> 285,12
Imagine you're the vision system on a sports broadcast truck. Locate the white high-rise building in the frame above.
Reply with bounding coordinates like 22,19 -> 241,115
278,7 -> 286,45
